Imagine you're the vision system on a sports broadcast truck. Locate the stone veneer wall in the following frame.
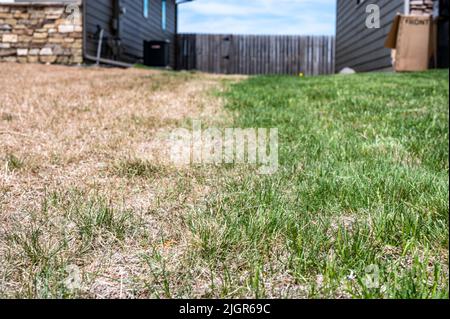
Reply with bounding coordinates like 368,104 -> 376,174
0,2 -> 82,64
410,0 -> 435,15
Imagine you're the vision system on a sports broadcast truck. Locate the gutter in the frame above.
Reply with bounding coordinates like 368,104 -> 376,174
175,0 -> 194,33
3,1 -> 82,7
174,0 -> 194,70
81,0 -> 132,68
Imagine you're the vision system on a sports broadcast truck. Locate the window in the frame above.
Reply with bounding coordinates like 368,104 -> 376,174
143,0 -> 149,18
162,0 -> 167,30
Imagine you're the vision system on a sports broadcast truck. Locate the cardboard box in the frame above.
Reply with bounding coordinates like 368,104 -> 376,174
385,15 -> 434,72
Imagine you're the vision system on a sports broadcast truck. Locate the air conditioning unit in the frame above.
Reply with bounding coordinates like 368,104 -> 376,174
143,40 -> 170,67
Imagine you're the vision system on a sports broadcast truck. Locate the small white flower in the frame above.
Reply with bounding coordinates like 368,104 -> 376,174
347,270 -> 356,281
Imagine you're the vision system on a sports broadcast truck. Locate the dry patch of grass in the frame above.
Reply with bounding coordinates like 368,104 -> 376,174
0,63 -> 243,298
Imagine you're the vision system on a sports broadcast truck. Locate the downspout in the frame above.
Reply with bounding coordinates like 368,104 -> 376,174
174,2 -> 179,70
82,0 -> 132,68
174,0 -> 194,70
404,0 -> 410,14
175,0 -> 194,32
334,0 -> 338,74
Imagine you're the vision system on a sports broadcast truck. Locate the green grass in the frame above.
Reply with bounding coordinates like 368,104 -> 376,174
112,158 -> 168,179
1,112 -> 13,122
5,154 -> 24,172
185,70 -> 449,298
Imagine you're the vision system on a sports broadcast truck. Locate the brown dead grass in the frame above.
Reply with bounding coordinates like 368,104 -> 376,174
0,62 -> 243,298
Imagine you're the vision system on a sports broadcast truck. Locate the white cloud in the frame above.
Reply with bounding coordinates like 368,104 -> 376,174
178,0 -> 336,35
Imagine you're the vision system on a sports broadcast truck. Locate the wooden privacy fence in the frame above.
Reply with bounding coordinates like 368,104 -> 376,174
176,34 -> 335,76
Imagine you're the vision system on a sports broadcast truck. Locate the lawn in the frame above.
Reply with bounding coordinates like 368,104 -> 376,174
193,70 -> 449,298
0,63 -> 448,298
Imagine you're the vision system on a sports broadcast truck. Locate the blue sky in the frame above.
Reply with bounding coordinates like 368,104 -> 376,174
178,0 -> 336,35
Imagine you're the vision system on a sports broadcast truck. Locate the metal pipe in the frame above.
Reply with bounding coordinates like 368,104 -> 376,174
82,0 -> 132,68
84,53 -> 133,68
95,28 -> 104,66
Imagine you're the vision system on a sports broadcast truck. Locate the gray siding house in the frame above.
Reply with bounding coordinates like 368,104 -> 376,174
84,0 -> 177,64
0,0 -> 178,66
335,0 -> 435,72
